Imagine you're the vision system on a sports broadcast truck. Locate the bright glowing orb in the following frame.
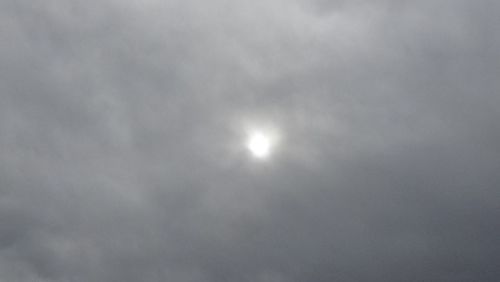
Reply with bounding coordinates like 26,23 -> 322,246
246,132 -> 273,159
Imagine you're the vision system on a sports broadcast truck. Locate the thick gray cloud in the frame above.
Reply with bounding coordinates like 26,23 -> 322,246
1,0 -> 499,281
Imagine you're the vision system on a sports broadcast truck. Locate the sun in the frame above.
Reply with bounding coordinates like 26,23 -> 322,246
238,119 -> 282,161
245,129 -> 280,160
247,132 -> 272,159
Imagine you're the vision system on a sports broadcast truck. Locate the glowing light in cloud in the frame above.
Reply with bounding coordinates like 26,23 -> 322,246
243,122 -> 282,161
247,131 -> 273,159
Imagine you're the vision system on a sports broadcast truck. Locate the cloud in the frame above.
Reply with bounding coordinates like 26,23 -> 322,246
1,0 -> 499,281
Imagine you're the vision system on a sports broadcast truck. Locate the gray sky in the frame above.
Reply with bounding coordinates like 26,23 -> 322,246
1,0 -> 500,281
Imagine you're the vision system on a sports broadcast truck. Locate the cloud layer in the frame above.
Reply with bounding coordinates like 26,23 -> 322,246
1,0 -> 499,281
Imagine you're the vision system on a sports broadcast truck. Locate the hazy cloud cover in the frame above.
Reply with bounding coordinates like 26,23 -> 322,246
1,0 -> 499,281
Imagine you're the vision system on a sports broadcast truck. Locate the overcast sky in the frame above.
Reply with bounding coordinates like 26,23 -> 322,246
1,0 -> 500,281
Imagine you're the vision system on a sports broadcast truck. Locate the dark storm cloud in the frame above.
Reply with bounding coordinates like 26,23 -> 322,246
1,0 -> 499,281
